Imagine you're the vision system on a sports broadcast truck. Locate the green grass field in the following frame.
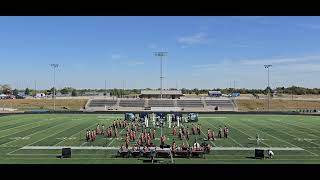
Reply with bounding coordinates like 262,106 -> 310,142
0,113 -> 320,164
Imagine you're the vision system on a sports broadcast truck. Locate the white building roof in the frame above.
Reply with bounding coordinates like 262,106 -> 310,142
141,90 -> 182,95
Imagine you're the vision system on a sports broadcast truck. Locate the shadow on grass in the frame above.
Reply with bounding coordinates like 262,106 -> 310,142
245,156 -> 267,160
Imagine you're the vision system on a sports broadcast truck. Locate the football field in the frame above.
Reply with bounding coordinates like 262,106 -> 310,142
0,113 -> 320,164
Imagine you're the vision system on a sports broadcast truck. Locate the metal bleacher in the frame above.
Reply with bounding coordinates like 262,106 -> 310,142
87,98 -> 236,111
177,100 -> 204,108
205,99 -> 234,110
148,100 -> 175,107
88,100 -> 117,107
119,99 -> 145,107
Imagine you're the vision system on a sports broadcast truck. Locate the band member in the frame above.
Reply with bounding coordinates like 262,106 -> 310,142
218,127 -> 222,138
137,139 -> 141,146
172,141 -> 177,151
211,130 -> 215,140
160,134 -> 165,146
113,120 -> 116,129
133,131 -> 136,141
125,137 -> 129,149
223,126 -> 228,138
88,129 -> 92,141
192,124 -> 196,135
117,119 -> 120,128
86,130 -> 90,141
107,127 -> 110,137
225,127 -> 229,138
91,130 -> 95,142
145,132 -> 148,143
115,127 -> 118,138
193,139 -> 199,150
186,127 -> 190,140
147,138 -> 151,146
130,130 -> 133,141
110,127 -> 113,137
181,142 -> 187,150
178,128 -> 182,140
141,133 -> 145,143
106,127 -> 109,137
153,128 -> 156,139
173,126 -> 177,136
96,124 -> 100,135
197,124 -> 201,135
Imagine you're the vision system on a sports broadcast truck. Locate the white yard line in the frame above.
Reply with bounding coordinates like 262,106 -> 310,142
259,119 -> 320,147
1,120 -> 72,147
0,116 -> 39,127
206,121 -> 244,147
222,121 -> 271,147
276,119 -> 320,134
242,120 -> 318,156
267,119 -> 320,138
54,122 -> 98,146
199,128 -> 217,147
6,123 -> 80,155
0,118 -> 54,137
24,123 -> 82,147
107,128 -> 125,147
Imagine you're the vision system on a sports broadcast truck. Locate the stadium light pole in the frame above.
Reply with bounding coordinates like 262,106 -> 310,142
50,64 -> 59,111
264,64 -> 272,111
104,80 -> 107,99
154,52 -> 167,99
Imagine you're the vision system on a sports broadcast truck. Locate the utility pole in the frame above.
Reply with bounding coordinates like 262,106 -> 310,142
154,52 -> 167,99
50,64 -> 59,111
34,80 -> 37,97
104,80 -> 107,98
264,65 -> 272,111
291,84 -> 294,101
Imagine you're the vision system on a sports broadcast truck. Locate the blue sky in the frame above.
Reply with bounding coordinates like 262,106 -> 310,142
1,16 -> 320,90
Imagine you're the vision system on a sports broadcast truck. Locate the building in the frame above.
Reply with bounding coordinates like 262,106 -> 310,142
0,94 -> 7,99
208,91 -> 222,97
139,90 -> 183,99
35,93 -> 46,98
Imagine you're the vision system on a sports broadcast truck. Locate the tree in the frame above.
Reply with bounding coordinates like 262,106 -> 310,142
13,89 -> 19,96
0,84 -> 12,94
49,87 -> 57,95
71,89 -> 77,96
25,88 -> 30,95
60,87 -> 70,95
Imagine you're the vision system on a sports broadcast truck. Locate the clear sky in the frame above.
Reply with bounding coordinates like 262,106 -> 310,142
1,16 -> 320,90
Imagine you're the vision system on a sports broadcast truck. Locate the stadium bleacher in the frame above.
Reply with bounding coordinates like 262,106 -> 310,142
88,100 -> 117,107
205,100 -> 234,110
177,100 -> 204,108
87,98 -> 235,111
148,100 -> 174,107
119,100 -> 145,107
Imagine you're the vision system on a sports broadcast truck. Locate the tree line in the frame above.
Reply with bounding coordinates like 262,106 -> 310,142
2,84 -> 320,97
